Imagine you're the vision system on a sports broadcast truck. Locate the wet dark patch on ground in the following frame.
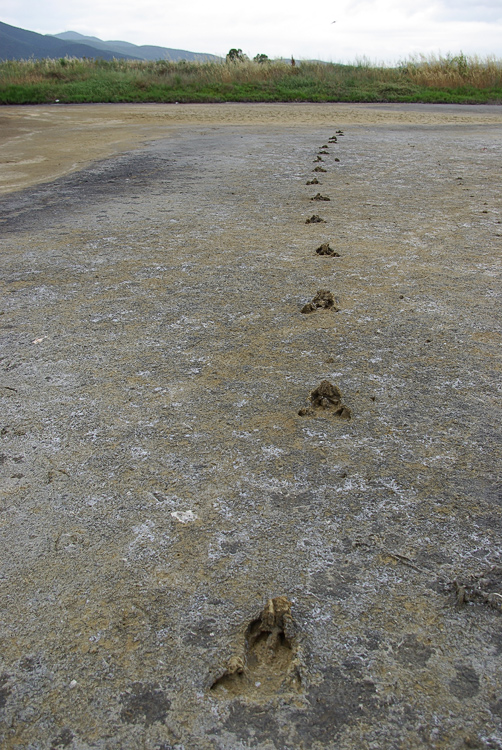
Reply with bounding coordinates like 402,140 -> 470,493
120,682 -> 171,726
0,148 -> 180,233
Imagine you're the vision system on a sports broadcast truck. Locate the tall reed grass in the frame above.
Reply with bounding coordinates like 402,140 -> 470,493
400,53 -> 502,89
0,53 -> 500,104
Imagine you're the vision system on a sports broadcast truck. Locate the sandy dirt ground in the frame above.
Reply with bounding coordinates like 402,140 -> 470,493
1,102 -> 502,194
0,103 -> 502,749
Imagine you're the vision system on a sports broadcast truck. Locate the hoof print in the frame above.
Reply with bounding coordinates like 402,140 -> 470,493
318,150 -> 329,155
311,193 -> 330,201
306,178 -> 320,185
211,597 -> 299,699
314,156 -> 324,162
305,214 -> 326,224
313,166 -> 327,173
328,136 -> 338,143
334,157 -> 340,162
299,380 -> 351,419
301,289 -> 338,314
316,243 -> 340,257
321,144 -> 329,149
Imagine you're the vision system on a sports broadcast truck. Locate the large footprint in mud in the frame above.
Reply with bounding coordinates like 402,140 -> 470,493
210,597 -> 301,699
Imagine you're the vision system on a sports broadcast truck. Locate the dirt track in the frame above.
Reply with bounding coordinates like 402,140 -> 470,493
0,103 -> 501,749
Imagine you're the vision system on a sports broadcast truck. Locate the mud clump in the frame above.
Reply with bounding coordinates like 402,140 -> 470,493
316,243 -> 340,257
247,596 -> 293,656
305,215 -> 326,224
452,566 -> 502,611
298,380 -> 351,418
210,597 -> 299,699
311,193 -> 330,201
301,289 -> 338,314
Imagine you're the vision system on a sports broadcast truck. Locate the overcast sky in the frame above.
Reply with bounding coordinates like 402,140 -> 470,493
3,0 -> 501,63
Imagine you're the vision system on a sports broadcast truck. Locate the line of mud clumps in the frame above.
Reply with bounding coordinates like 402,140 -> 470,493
301,128 -> 350,420
211,129 -> 350,703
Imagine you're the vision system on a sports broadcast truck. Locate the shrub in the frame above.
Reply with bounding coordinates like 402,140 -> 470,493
226,48 -> 246,63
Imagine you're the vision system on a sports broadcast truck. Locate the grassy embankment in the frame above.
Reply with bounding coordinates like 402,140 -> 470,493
0,54 -> 501,105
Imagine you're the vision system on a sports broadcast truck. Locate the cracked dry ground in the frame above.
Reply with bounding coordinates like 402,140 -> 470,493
0,104 -> 502,750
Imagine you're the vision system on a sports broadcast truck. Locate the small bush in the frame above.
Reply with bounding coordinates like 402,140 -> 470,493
226,48 -> 247,63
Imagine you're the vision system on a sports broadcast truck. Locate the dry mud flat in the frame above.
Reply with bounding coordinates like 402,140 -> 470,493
0,103 -> 501,749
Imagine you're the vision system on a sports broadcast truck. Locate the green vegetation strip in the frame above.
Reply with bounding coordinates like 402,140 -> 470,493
1,55 -> 501,105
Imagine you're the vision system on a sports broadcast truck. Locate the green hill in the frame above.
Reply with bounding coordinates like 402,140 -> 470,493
0,22 -> 220,62
52,31 -> 221,62
0,21 -> 137,60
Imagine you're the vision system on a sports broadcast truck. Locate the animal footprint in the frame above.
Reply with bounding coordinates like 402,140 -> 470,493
316,243 -> 340,257
305,214 -> 326,224
451,566 -> 502,611
210,597 -> 300,699
313,166 -> 327,173
298,381 -> 351,418
301,289 -> 339,314
311,193 -> 330,201
306,178 -> 320,185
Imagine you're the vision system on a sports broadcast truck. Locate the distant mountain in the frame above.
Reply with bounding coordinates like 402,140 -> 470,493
0,22 -> 221,62
53,31 -> 221,62
0,21 -> 138,60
